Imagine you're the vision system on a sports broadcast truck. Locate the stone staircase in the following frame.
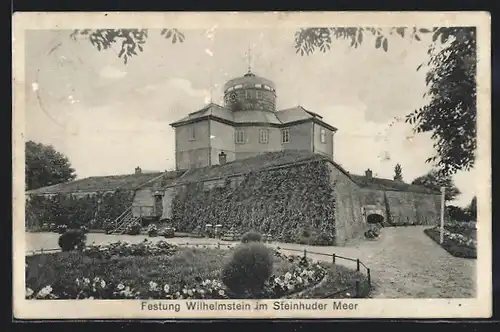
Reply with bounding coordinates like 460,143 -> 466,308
109,207 -> 140,235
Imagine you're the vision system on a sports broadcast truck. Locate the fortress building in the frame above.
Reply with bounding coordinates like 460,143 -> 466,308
26,70 -> 442,245
169,70 -> 336,169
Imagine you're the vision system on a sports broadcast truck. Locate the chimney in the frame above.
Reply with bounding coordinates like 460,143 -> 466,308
365,168 -> 373,180
218,152 -> 227,165
135,166 -> 142,174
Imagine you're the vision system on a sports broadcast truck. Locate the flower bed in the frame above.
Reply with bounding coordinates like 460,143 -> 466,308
424,226 -> 477,259
25,244 -> 335,300
83,240 -> 176,259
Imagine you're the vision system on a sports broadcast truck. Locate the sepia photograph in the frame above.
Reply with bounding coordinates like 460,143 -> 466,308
12,11 -> 491,319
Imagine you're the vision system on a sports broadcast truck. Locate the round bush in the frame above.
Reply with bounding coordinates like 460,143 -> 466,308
58,229 -> 87,251
125,222 -> 142,235
240,231 -> 262,243
221,243 -> 273,298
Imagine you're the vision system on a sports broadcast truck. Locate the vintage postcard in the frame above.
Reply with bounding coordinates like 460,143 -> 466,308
12,11 -> 491,319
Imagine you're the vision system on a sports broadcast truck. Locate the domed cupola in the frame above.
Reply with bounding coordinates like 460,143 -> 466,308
223,71 -> 277,112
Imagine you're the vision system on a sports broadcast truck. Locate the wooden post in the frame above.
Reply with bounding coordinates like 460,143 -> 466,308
440,186 -> 446,244
303,249 -> 307,258
332,253 -> 336,264
367,268 -> 371,287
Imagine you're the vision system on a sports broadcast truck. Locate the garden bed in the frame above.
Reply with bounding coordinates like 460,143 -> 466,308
25,241 -> 367,300
424,226 -> 476,259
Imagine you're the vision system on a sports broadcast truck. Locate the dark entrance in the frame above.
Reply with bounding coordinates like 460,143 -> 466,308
366,213 -> 384,224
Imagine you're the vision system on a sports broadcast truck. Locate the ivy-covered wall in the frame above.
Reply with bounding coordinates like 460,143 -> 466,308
170,160 -> 337,244
25,190 -> 134,229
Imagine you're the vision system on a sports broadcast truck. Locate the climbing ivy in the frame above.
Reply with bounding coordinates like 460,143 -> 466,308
171,161 -> 337,244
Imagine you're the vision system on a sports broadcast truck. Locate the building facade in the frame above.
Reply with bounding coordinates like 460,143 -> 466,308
170,71 -> 337,170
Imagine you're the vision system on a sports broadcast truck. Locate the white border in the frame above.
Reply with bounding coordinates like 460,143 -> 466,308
12,11 -> 492,319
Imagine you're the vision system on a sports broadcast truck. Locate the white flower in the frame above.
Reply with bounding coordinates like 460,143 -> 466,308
182,289 -> 188,294
218,289 -> 225,296
346,292 -> 351,297
83,278 -> 90,285
117,283 -> 125,290
36,285 -> 53,298
274,277 -> 281,284
100,280 -> 106,288
284,272 -> 292,280
26,287 -> 34,297
163,284 -> 170,293
287,284 -> 295,291
88,296 -> 95,300
187,289 -> 194,296
149,281 -> 159,291
296,276 -> 303,284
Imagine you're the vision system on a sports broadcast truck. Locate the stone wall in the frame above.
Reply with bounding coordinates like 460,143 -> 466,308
328,163 -> 366,245
358,187 -> 441,226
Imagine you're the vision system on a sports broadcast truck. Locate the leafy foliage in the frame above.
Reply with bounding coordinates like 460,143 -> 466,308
294,27 -> 476,176
411,169 -> 461,201
393,163 -> 403,181
467,196 -> 477,221
446,205 -> 473,223
221,243 -> 274,298
25,190 -> 134,230
171,161 -> 336,244
25,141 -> 76,191
70,29 -> 185,64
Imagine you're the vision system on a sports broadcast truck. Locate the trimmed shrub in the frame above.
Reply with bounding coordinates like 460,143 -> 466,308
125,222 -> 142,235
221,243 -> 273,298
241,231 -> 262,244
58,230 -> 87,252
160,227 -> 175,238
148,224 -> 158,237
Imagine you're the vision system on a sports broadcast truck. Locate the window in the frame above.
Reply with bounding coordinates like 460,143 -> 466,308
256,90 -> 262,99
259,129 -> 269,144
281,128 -> 290,144
320,128 -> 326,144
245,90 -> 252,99
189,126 -> 196,141
235,129 -> 245,144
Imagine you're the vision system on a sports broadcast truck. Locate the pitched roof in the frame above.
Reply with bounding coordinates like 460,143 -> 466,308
349,174 -> 439,194
170,104 -> 336,128
171,151 -> 329,185
26,170 -> 185,195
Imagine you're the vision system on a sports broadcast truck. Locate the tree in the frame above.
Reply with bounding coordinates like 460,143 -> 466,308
69,29 -> 185,64
25,141 -> 77,190
467,196 -> 477,221
411,169 -> 461,201
72,26 -> 476,176
393,163 -> 403,181
294,27 -> 476,176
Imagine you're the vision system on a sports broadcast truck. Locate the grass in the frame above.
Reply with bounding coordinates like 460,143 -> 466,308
424,227 -> 476,259
26,247 -> 293,296
295,263 -> 371,299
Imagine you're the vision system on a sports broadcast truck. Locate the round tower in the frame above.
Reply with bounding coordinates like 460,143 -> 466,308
223,71 -> 277,112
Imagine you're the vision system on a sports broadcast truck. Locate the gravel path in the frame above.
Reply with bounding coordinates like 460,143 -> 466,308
24,226 -> 476,299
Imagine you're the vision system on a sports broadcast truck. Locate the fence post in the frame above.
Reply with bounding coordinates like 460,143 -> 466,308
355,259 -> 361,298
367,268 -> 371,288
332,253 -> 336,264
303,248 -> 307,258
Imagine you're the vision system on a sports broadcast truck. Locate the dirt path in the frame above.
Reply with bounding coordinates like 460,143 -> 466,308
25,226 -> 476,298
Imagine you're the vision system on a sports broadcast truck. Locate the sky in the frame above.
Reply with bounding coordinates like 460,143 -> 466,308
24,28 -> 477,207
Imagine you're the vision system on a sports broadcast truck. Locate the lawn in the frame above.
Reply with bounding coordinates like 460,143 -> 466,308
424,225 -> 477,259
25,240 -> 369,300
